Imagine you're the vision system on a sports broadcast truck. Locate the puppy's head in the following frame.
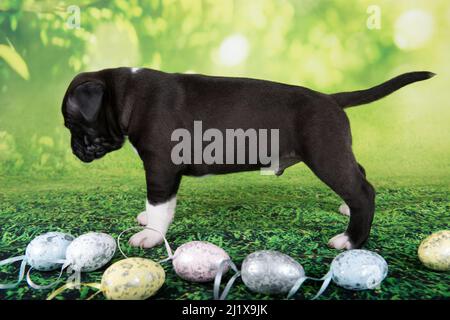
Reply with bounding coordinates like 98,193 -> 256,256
62,72 -> 125,163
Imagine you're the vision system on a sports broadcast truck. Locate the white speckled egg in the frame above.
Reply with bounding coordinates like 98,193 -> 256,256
172,241 -> 230,282
418,230 -> 450,271
66,232 -> 116,272
25,232 -> 74,271
241,250 -> 305,295
331,249 -> 388,290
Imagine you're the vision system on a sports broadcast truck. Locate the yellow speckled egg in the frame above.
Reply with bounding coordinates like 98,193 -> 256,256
101,258 -> 165,300
418,230 -> 450,271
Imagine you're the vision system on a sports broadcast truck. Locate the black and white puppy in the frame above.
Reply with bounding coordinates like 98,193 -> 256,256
62,68 -> 433,250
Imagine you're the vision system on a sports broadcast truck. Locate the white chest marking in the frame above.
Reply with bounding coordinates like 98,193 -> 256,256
195,174 -> 215,178
130,144 -> 139,155
124,136 -> 139,155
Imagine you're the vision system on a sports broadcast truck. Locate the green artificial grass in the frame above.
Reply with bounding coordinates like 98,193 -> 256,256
0,168 -> 449,300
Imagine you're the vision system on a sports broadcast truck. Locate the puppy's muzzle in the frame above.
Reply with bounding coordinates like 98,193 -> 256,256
72,135 -> 121,163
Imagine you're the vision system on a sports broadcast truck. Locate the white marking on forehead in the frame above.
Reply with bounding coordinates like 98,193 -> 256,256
131,67 -> 141,73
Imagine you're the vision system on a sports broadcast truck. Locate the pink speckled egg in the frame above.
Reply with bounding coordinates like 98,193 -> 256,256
172,241 -> 230,282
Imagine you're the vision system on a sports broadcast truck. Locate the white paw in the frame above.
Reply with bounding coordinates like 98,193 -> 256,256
328,233 -> 354,250
136,211 -> 148,225
339,203 -> 350,216
129,229 -> 164,248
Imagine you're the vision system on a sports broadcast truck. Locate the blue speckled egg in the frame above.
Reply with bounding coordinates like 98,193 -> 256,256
331,249 -> 388,290
25,232 -> 74,271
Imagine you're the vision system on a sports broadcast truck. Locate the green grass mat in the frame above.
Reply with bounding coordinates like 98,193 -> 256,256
0,171 -> 449,300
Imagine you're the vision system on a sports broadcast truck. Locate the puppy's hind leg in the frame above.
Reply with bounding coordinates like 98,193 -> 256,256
338,163 -> 366,216
303,114 -> 375,249
307,157 -> 375,249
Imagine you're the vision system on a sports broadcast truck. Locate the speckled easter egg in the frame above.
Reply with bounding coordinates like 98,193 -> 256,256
101,258 -> 165,300
418,230 -> 450,271
241,250 -> 305,295
25,232 -> 74,271
172,241 -> 230,282
66,232 -> 116,272
331,250 -> 388,290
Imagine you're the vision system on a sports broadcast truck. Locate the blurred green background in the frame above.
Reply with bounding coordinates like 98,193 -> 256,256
0,0 -> 449,181
0,0 -> 449,300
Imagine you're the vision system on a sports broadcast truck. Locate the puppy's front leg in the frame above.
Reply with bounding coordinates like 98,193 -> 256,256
136,198 -> 177,226
132,197 -> 177,248
129,167 -> 181,248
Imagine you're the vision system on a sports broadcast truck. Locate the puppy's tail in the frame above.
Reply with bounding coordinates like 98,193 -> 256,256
331,71 -> 435,109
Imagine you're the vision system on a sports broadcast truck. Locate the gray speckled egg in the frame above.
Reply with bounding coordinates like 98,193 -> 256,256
172,241 -> 230,282
331,249 -> 388,290
25,232 -> 74,271
66,232 -> 116,272
241,250 -> 305,295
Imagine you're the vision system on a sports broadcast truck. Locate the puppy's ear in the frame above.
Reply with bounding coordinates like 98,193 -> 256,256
67,81 -> 104,123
